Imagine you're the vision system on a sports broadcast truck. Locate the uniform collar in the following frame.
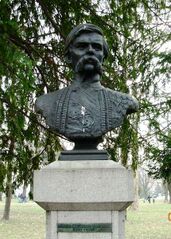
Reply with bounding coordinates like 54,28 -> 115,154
71,80 -> 104,90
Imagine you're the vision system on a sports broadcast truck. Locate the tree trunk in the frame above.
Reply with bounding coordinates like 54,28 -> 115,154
163,181 -> 169,203
168,183 -> 171,204
2,173 -> 12,220
0,192 -> 2,201
131,170 -> 139,210
29,182 -> 33,200
2,137 -> 14,220
22,183 -> 27,198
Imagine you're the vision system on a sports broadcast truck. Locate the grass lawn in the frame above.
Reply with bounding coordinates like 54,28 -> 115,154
126,201 -> 171,239
0,200 -> 45,239
0,200 -> 171,239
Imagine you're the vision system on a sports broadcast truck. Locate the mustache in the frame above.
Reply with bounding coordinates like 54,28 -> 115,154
75,55 -> 103,75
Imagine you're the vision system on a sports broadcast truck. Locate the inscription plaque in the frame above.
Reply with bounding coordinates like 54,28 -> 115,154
57,223 -> 112,233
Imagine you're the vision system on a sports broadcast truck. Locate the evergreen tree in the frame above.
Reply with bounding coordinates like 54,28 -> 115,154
0,0 -> 170,218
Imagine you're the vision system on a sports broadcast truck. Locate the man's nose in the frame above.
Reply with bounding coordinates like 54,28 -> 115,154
87,44 -> 94,54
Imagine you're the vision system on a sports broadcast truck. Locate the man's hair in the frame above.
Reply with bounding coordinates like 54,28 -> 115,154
64,23 -> 109,63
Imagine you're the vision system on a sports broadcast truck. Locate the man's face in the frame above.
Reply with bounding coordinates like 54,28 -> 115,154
69,32 -> 104,74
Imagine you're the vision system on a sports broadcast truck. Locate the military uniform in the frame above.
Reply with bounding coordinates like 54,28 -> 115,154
36,81 -> 138,140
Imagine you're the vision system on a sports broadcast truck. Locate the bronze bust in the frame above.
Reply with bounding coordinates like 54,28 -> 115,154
36,24 -> 138,149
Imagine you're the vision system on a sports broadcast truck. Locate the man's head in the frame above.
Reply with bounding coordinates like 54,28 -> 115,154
64,23 -> 109,75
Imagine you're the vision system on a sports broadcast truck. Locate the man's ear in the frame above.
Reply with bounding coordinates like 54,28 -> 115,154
64,49 -> 72,64
65,55 -> 71,64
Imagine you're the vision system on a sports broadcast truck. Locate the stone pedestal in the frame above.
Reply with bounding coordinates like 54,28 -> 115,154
34,160 -> 133,239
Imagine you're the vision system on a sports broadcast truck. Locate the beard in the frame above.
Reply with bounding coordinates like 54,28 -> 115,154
75,55 -> 103,75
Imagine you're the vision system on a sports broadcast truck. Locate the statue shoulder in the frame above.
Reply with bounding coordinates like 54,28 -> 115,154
105,88 -> 139,114
35,88 -> 66,114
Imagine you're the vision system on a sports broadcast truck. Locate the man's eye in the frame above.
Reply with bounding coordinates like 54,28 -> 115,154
76,43 -> 87,49
93,44 -> 102,50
